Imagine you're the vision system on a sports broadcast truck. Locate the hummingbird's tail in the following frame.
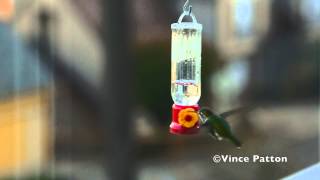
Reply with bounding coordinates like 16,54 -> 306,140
229,135 -> 242,149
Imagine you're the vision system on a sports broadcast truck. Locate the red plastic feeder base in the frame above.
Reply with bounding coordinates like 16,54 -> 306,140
169,104 -> 200,135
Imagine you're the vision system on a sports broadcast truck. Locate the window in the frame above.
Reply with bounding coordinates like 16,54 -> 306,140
301,0 -> 320,26
234,0 -> 254,37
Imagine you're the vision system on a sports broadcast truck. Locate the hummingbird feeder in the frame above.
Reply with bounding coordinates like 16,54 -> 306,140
170,0 -> 202,135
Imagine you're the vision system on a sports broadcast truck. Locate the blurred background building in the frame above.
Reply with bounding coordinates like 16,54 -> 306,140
0,23 -> 50,176
0,0 -> 319,179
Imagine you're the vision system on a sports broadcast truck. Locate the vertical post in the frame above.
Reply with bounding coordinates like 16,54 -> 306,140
102,0 -> 136,180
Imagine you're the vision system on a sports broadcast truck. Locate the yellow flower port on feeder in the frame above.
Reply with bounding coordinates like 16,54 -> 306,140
178,108 -> 199,128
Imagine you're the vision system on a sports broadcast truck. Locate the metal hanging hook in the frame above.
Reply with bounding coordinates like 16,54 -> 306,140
183,0 -> 192,15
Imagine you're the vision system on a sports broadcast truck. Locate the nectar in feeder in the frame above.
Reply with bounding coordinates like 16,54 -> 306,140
170,3 -> 202,135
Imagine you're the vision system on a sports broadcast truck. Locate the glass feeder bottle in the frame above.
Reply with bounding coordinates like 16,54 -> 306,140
170,10 -> 203,135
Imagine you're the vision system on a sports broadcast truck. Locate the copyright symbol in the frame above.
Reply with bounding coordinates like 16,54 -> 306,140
212,155 -> 221,163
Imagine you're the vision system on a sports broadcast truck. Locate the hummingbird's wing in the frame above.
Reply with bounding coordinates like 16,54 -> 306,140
219,106 -> 254,119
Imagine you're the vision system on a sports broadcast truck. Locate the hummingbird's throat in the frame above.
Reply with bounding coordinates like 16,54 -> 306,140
199,115 -> 207,124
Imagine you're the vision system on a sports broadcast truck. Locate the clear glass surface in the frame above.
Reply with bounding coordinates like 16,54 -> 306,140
171,25 -> 202,105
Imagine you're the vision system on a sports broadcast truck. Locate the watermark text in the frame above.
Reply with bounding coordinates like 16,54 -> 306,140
212,155 -> 287,163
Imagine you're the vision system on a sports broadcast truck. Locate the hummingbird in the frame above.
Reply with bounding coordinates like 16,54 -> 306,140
198,107 -> 251,148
